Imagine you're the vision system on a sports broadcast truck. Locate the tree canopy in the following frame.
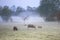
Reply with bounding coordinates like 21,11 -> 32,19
0,5 -> 25,22
37,0 -> 60,17
1,6 -> 12,22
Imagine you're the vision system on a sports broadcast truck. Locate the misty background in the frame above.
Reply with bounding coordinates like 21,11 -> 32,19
0,0 -> 60,23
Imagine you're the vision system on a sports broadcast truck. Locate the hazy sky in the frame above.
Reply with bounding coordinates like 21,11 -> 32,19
0,0 -> 40,9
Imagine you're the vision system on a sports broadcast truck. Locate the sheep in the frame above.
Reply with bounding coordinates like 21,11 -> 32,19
38,26 -> 42,28
13,26 -> 18,31
27,24 -> 36,28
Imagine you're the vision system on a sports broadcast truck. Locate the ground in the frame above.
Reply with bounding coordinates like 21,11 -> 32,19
0,22 -> 60,40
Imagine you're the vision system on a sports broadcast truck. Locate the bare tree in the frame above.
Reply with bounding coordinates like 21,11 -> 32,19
22,15 -> 29,26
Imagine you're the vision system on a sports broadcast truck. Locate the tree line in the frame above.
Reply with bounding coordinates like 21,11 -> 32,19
37,0 -> 60,21
0,6 -> 25,22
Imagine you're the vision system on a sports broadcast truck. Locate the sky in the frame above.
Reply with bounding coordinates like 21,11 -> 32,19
0,0 -> 40,9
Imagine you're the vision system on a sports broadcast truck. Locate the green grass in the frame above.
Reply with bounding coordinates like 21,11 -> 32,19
0,22 -> 60,40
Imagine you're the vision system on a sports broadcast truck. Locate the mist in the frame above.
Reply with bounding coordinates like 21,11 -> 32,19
0,9 -> 45,23
0,0 -> 60,40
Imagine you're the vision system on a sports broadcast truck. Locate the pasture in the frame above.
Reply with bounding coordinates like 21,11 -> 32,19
0,22 -> 60,40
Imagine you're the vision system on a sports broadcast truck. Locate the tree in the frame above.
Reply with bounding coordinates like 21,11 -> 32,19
37,0 -> 60,17
10,5 -> 16,16
22,15 -> 29,26
15,6 -> 23,16
0,6 -> 2,15
27,6 -> 32,11
27,6 -> 36,11
1,6 -> 12,22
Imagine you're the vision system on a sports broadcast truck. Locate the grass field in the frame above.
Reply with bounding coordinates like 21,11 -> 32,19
0,22 -> 60,40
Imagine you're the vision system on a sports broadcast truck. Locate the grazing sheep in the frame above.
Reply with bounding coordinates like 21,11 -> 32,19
38,26 -> 42,28
13,26 -> 18,31
27,24 -> 36,28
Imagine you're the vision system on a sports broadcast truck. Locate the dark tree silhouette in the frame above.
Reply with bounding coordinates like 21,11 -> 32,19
1,6 -> 12,22
22,15 -> 29,26
37,0 -> 60,21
